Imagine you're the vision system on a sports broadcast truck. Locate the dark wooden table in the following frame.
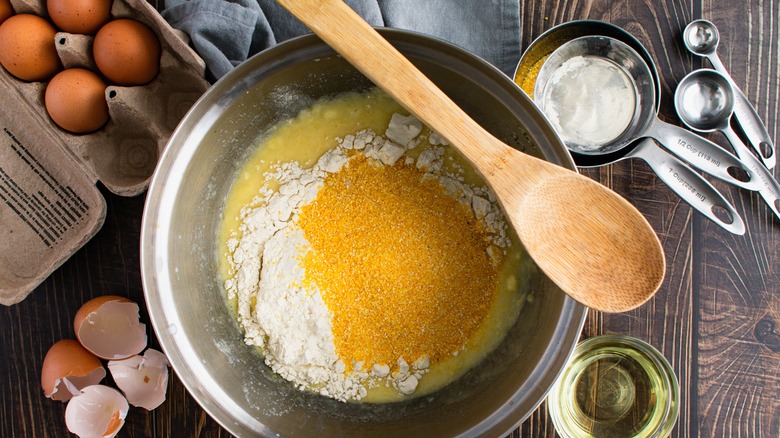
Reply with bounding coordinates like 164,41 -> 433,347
3,1 -> 779,436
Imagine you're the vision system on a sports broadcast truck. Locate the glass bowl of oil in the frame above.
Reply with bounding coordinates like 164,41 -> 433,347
547,334 -> 679,438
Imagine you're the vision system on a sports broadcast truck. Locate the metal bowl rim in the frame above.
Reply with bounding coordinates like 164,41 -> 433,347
141,28 -> 587,437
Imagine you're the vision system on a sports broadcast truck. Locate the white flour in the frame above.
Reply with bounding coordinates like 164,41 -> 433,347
225,114 -> 509,401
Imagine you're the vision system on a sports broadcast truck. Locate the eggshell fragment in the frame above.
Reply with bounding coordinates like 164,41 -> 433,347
41,339 -> 106,402
74,295 -> 147,360
65,385 -> 128,438
108,348 -> 169,410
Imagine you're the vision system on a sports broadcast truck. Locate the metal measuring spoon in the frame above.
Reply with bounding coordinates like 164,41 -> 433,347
683,19 -> 775,169
676,69 -> 780,220
534,36 -> 761,192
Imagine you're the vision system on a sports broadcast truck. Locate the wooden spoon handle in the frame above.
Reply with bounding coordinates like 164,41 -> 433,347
276,0 -> 510,171
277,0 -> 666,312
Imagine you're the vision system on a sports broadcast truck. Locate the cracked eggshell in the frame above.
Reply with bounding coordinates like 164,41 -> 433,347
74,295 -> 147,360
108,348 -> 169,410
41,339 -> 106,402
65,385 -> 129,438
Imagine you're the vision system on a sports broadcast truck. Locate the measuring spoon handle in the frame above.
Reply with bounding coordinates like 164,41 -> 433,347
723,128 -> 780,220
629,139 -> 745,234
647,118 -> 761,191
705,57 -> 775,169
731,87 -> 775,169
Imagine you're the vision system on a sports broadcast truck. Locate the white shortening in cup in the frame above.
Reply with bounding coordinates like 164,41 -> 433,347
541,55 -> 637,152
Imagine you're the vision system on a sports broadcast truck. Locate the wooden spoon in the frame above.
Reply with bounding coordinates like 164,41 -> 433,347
276,0 -> 666,312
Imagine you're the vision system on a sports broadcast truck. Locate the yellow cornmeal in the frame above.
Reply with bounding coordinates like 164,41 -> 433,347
219,89 -> 528,403
299,154 -> 497,369
515,53 -> 550,98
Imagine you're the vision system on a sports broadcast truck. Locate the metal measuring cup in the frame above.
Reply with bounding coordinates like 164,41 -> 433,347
534,36 -> 759,191
531,35 -> 749,233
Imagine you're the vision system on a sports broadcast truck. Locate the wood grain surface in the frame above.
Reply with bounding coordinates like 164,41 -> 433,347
2,0 -> 779,437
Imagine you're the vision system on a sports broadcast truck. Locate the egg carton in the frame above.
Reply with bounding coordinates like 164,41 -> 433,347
0,0 -> 210,305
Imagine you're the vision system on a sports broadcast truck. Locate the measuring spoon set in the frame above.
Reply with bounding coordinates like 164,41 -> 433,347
678,20 -> 779,221
531,20 -> 778,234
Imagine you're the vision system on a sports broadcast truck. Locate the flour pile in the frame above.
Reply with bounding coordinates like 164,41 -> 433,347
224,113 -> 510,401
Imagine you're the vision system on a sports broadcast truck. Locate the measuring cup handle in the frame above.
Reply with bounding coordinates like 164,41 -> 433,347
648,118 -> 761,191
631,139 -> 745,234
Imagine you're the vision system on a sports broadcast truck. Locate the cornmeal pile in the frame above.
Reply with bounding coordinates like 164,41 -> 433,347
225,112 -> 511,402
300,153 -> 496,368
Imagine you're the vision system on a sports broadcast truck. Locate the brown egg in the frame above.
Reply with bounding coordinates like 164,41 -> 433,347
0,0 -> 14,26
93,19 -> 161,86
0,14 -> 62,81
45,68 -> 110,133
47,0 -> 112,35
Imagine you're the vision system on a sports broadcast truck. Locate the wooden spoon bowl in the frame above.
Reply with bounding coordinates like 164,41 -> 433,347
276,0 -> 666,312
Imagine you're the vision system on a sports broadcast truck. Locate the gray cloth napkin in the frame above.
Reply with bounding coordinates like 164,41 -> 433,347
162,0 -> 520,82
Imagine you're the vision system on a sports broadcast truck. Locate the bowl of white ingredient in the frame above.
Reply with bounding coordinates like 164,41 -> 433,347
141,29 -> 586,437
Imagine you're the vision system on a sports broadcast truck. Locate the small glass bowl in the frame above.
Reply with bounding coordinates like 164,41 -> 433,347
547,334 -> 679,438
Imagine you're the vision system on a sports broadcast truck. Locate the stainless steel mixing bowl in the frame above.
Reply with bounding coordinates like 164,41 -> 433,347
141,29 -> 586,437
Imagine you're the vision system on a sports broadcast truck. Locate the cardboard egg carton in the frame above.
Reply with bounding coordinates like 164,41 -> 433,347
0,0 -> 210,305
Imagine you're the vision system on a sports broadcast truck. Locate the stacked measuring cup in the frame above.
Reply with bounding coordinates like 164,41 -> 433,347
516,20 -> 778,235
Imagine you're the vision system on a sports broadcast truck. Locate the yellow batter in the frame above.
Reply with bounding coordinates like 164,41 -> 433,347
219,89 -> 529,403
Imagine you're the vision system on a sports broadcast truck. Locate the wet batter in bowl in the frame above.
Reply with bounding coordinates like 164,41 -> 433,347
220,89 -> 530,402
